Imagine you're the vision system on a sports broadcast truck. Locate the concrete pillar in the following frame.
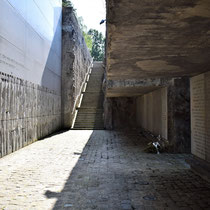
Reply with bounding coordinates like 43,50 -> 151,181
168,77 -> 191,153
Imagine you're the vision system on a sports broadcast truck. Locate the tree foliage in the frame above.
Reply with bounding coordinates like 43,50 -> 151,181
62,0 -> 73,7
62,2 -> 105,61
88,29 -> 105,61
83,32 -> 93,50
78,17 -> 93,51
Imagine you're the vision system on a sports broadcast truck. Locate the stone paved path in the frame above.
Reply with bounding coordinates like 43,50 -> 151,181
0,130 -> 210,210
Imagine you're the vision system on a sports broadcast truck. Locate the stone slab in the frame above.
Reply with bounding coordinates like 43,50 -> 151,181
136,87 -> 168,139
191,72 -> 210,162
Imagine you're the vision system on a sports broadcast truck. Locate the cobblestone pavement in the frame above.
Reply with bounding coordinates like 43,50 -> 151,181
0,130 -> 210,210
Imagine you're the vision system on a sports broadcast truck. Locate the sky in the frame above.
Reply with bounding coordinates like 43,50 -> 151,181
70,0 -> 106,36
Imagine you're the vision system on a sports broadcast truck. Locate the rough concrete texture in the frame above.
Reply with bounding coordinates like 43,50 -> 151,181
136,88 -> 168,140
191,71 -> 210,162
106,0 -> 210,81
104,97 -> 136,130
168,78 -> 191,153
104,97 -> 113,129
0,72 -> 61,158
62,7 -> 92,128
106,78 -> 172,97
1,130 -> 210,209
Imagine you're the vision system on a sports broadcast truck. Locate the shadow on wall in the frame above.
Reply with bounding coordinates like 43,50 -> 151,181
104,97 -> 137,130
32,6 -> 63,141
41,7 -> 62,95
0,5 -> 63,158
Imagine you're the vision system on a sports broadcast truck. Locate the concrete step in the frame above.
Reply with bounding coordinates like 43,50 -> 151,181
72,127 -> 104,130
76,116 -> 103,120
74,124 -> 104,127
74,121 -> 104,125
73,62 -> 104,130
75,119 -> 103,122
77,108 -> 103,112
74,122 -> 103,124
76,115 -> 103,119
76,112 -> 103,115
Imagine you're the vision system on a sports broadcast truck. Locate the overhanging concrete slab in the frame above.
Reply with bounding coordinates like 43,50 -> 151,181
105,78 -> 173,97
106,0 -> 210,81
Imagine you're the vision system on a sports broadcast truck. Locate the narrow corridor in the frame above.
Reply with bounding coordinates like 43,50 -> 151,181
0,130 -> 210,210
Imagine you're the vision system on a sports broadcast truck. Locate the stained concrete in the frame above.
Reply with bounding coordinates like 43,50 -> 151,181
0,73 -> 61,158
1,130 -> 210,209
0,0 -> 62,158
106,78 -> 171,97
62,7 -> 92,128
168,78 -> 191,153
106,0 -> 210,81
104,97 -> 136,130
0,4 -> 92,158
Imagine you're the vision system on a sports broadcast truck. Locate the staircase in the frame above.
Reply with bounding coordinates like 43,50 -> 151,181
73,62 -> 104,130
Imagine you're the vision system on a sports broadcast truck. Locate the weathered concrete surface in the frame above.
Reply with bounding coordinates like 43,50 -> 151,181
104,97 -> 113,129
136,88 -> 168,140
106,78 -> 172,97
0,1 -> 62,157
62,7 -> 92,128
168,78 -> 191,153
104,97 -> 136,130
1,130 -> 210,209
106,0 -> 210,81
0,73 -> 61,158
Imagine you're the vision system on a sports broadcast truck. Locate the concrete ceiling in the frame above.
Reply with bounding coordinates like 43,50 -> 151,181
106,0 -> 210,81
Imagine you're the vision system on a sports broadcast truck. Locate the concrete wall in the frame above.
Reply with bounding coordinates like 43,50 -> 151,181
168,78 -> 191,153
136,88 -> 168,139
0,0 -> 62,94
0,0 -> 62,157
0,73 -> 61,158
104,97 -> 136,130
136,79 -> 190,153
62,7 -> 92,128
191,71 -> 210,162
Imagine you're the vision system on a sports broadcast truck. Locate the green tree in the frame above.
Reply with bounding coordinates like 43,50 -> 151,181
78,17 -> 93,51
62,0 -> 73,7
83,32 -> 92,50
88,29 -> 105,61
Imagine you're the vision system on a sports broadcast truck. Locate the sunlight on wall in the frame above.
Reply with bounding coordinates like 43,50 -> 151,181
0,0 -> 62,94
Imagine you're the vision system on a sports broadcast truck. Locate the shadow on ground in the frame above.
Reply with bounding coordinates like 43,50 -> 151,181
44,130 -> 210,210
